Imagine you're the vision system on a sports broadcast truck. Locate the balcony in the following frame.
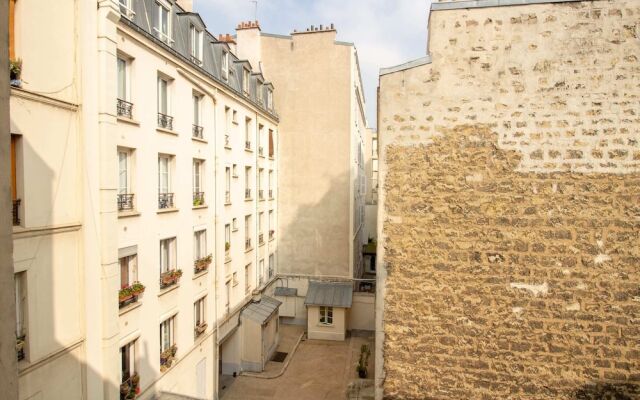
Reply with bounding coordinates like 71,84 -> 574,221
16,334 -> 25,361
225,191 -> 231,204
258,146 -> 264,156
259,190 -> 264,200
157,113 -> 173,130
245,188 -> 251,199
245,140 -> 251,150
259,233 -> 264,245
158,192 -> 174,209
160,269 -> 182,289
194,254 -> 212,274
160,344 -> 177,372
118,281 -> 145,309
12,199 -> 20,226
192,124 -> 204,139
117,99 -> 133,119
117,193 -> 134,211
193,192 -> 205,207
245,238 -> 251,250
119,373 -> 140,400
269,229 -> 275,240
194,322 -> 207,338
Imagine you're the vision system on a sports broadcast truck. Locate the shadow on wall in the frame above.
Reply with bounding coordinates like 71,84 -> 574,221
572,383 -> 640,400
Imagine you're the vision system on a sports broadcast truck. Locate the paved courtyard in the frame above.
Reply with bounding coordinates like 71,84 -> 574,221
220,326 -> 374,400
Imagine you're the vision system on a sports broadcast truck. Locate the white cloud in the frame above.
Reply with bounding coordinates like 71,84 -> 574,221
195,0 -> 431,127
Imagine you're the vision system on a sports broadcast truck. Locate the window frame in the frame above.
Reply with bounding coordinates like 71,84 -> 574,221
194,296 -> 206,328
194,229 -> 206,261
158,154 -> 172,194
159,237 -> 177,274
160,315 -> 176,352
120,339 -> 137,383
157,76 -> 170,115
119,254 -> 138,288
221,50 -> 229,80
190,23 -> 203,63
155,1 -> 174,45
319,306 -> 334,325
193,159 -> 203,195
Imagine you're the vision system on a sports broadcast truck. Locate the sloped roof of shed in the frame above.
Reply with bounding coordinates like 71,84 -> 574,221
241,296 -> 281,325
304,281 -> 353,308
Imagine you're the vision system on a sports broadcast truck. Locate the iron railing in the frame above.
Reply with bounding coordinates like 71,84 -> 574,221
193,192 -> 205,206
269,189 -> 273,199
192,124 -> 203,139
245,188 -> 251,199
225,134 -> 230,147
117,193 -> 134,211
158,193 -> 174,209
259,233 -> 264,245
117,99 -> 133,119
157,113 -> 173,130
245,140 -> 251,150
225,191 -> 231,204
12,199 -> 20,226
245,238 -> 251,250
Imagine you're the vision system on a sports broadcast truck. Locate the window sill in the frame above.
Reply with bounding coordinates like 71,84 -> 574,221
245,148 -> 253,153
269,237 -> 275,242
259,241 -> 265,247
192,205 -> 208,210
192,136 -> 207,144
157,208 -> 179,214
245,198 -> 253,202
158,283 -> 180,297
232,228 -> 238,232
259,198 -> 265,202
224,202 -> 232,206
269,157 -> 275,161
232,175 -> 238,179
118,210 -> 141,219
193,270 -> 208,280
224,145 -> 232,150
157,127 -> 179,136
269,197 -> 275,201
258,154 -> 265,159
245,247 -> 253,254
119,300 -> 142,316
232,121 -> 239,125
232,281 -> 239,287
317,323 -> 334,327
117,116 -> 141,126
224,257 -> 232,264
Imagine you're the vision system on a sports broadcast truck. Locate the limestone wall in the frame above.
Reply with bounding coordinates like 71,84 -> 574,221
377,0 -> 640,398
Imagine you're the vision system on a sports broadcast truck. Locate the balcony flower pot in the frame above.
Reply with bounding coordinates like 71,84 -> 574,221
129,282 -> 146,296
15,338 -> 24,353
119,287 -> 134,303
195,322 -> 208,336
225,242 -> 230,252
9,59 -> 22,87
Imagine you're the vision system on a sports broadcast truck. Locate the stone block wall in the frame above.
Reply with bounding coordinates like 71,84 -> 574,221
377,1 -> 639,399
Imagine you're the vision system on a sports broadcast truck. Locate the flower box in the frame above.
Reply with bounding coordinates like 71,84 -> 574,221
195,322 -> 208,337
160,345 -> 178,372
160,269 -> 182,289
119,282 -> 145,308
193,254 -> 212,273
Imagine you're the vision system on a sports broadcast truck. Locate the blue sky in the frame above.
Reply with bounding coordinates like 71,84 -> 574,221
196,0 -> 431,128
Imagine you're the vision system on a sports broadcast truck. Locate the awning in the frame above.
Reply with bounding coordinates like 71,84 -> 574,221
304,281 -> 353,308
241,296 -> 282,325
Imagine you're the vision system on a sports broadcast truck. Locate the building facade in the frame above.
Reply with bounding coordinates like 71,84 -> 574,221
377,0 -> 640,399
10,0 -> 279,399
235,23 -> 369,326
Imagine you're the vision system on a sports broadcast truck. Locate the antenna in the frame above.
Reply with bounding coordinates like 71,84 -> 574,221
250,0 -> 258,20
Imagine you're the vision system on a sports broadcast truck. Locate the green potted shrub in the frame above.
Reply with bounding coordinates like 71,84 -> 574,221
225,242 -> 230,252
356,344 -> 370,378
9,59 -> 22,87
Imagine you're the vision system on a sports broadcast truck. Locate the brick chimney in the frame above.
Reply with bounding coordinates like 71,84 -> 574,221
218,34 -> 237,53
176,0 -> 192,12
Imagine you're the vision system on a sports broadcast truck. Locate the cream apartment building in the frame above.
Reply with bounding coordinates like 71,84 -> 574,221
235,23 -> 369,327
9,0 -> 280,399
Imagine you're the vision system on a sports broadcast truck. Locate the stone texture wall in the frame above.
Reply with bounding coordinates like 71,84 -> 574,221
377,1 -> 640,399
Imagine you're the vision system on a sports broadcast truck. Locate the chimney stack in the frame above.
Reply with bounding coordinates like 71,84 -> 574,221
292,23 -> 337,35
217,34 -> 236,44
236,20 -> 261,31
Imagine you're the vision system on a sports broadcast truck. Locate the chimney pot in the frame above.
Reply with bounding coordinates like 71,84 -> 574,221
320,24 -> 323,30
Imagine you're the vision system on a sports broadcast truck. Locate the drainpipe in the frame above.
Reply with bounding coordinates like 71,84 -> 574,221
213,90 -> 220,400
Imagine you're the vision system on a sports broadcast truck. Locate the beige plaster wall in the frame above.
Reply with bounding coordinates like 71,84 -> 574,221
307,306 -> 346,341
377,1 -> 640,398
349,292 -> 375,331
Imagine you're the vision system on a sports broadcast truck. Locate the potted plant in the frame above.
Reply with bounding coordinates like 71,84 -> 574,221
193,197 -> 202,206
119,286 -> 134,303
129,281 -> 145,296
9,59 -> 22,87
225,242 -> 230,252
356,344 -> 370,378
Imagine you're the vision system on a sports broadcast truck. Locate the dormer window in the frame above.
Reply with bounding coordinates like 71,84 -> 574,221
154,1 -> 173,45
119,0 -> 135,20
221,50 -> 229,80
190,24 -> 203,64
243,68 -> 250,95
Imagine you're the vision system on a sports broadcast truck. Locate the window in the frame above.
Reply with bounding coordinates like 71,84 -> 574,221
245,167 -> 252,199
119,253 -> 138,288
225,167 -> 231,204
269,170 -> 273,199
259,259 -> 264,285
120,340 -> 137,385
192,93 -> 203,137
258,168 -> 264,199
319,306 -> 333,325
194,230 -> 206,261
258,212 -> 264,244
160,237 -> 177,274
225,281 -> 231,314
160,315 -> 176,353
9,0 -> 16,59
157,76 -> 173,129
221,50 -> 229,80
15,272 -> 27,361
232,218 -> 238,231
268,129 -> 274,158
245,264 -> 251,294
158,155 -> 174,209
190,24 -> 203,63
232,110 -> 238,124
225,224 -> 231,257
245,215 -> 251,250
232,272 -> 238,286
193,159 -> 204,206
10,135 -> 20,226
117,57 -> 129,102
245,117 -> 252,150
118,149 -> 135,211
243,68 -> 250,95
269,210 -> 274,240
194,297 -> 206,337
119,0 -> 135,20
232,164 -> 238,178
258,124 -> 264,156
257,80 -> 263,104
268,254 -> 274,278
267,88 -> 273,110
155,1 -> 172,45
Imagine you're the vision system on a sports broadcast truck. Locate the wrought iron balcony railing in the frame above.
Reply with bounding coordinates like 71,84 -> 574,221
192,124 -> 203,139
245,188 -> 251,199
117,99 -> 133,119
158,192 -> 174,209
12,199 -> 20,226
245,140 -> 251,150
117,193 -> 134,211
157,113 -> 173,130
259,233 -> 264,244
193,192 -> 205,206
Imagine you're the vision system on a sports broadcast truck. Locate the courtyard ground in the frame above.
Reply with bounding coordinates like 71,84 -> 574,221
220,325 -> 374,400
